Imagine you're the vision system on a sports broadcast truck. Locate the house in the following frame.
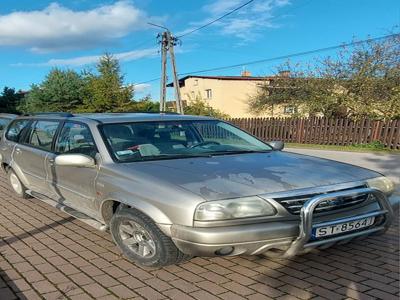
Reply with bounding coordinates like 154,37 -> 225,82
167,71 -> 298,118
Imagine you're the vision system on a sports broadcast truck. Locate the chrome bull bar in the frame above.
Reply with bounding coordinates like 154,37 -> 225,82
283,187 -> 394,257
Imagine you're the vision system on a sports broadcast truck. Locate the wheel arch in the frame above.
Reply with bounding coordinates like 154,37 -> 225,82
100,195 -> 173,234
6,162 -> 30,187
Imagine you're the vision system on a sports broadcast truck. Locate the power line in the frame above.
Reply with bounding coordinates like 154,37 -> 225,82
177,0 -> 255,38
133,33 -> 398,86
181,35 -> 397,75
127,36 -> 157,51
177,0 -> 313,40
134,77 -> 161,86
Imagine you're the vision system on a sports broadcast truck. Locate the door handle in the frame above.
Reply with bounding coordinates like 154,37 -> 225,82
15,148 -> 21,154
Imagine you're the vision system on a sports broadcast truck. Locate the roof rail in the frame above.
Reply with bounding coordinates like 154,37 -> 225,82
159,111 -> 180,115
116,111 -> 180,115
26,112 -> 74,117
83,111 -> 180,115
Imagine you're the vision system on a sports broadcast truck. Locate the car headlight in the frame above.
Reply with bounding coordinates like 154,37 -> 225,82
194,196 -> 276,221
367,176 -> 395,195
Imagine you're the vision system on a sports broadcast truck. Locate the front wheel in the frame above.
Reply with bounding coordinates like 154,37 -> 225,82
110,205 -> 191,267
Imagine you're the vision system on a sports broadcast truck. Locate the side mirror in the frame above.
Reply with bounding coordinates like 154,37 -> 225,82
269,141 -> 284,151
55,154 -> 96,168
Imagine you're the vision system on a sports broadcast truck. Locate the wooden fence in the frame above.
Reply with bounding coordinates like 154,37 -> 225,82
227,117 -> 400,149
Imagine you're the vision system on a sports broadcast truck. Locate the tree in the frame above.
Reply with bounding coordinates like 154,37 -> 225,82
249,34 -> 400,119
133,95 -> 160,112
80,54 -> 135,112
18,69 -> 85,113
184,98 -> 229,118
0,87 -> 24,113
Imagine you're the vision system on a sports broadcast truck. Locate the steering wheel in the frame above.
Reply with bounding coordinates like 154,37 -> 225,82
190,141 -> 220,149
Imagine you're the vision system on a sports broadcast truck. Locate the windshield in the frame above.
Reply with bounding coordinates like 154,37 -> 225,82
101,120 -> 272,162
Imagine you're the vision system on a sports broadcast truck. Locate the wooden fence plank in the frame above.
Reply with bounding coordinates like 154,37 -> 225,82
363,118 -> 370,144
382,119 -> 391,147
387,119 -> 396,149
393,120 -> 400,150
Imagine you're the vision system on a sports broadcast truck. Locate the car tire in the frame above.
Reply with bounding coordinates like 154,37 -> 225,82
110,205 -> 191,267
8,169 -> 30,199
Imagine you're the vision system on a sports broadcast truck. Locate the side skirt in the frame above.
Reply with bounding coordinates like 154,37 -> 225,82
26,190 -> 109,232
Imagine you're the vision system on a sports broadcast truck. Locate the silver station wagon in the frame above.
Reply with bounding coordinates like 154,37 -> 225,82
0,113 -> 398,267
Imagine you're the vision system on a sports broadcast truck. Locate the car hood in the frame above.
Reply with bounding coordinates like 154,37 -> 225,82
122,151 -> 380,201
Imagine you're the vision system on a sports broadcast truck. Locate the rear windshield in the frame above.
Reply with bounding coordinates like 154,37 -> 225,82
100,120 -> 272,162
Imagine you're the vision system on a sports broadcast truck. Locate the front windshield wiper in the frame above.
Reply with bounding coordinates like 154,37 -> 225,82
210,150 -> 272,156
122,153 -> 214,162
119,150 -> 271,162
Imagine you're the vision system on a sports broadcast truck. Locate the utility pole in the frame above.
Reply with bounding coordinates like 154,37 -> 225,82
168,32 -> 183,114
150,23 -> 184,114
159,32 -> 168,112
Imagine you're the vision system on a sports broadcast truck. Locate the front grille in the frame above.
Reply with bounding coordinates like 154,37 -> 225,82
274,185 -> 370,215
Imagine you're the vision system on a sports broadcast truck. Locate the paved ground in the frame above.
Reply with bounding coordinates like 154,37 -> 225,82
286,148 -> 400,187
0,152 -> 399,299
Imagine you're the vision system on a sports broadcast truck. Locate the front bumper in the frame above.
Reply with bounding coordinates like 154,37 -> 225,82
171,188 -> 398,257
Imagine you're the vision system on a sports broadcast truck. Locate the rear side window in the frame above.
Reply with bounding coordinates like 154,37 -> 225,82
0,118 -> 10,131
55,122 -> 97,158
27,120 -> 60,151
5,119 -> 30,142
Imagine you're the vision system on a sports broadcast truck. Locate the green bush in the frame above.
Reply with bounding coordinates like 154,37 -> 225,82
351,140 -> 386,150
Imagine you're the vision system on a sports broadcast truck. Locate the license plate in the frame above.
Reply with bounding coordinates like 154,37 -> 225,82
313,217 -> 375,238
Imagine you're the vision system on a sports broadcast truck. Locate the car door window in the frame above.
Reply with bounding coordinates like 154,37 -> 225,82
27,120 -> 60,151
5,119 -> 30,142
0,118 -> 9,131
55,122 -> 97,158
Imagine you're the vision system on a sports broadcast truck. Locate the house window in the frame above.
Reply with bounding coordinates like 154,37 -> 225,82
194,79 -> 199,86
283,106 -> 297,114
205,89 -> 212,99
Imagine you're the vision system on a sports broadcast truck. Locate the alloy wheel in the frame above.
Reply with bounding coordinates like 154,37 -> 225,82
119,220 -> 156,258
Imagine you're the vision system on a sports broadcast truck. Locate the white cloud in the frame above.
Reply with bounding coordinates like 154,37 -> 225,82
204,0 -> 243,15
133,83 -> 151,93
12,47 -> 158,67
182,0 -> 290,41
0,1 -> 158,52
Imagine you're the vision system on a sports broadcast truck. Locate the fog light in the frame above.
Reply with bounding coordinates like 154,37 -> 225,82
215,246 -> 234,256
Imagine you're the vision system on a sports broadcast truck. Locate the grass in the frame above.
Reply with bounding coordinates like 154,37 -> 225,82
286,142 -> 400,154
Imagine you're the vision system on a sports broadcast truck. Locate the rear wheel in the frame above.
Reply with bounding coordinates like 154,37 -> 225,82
110,205 -> 191,267
8,170 -> 30,199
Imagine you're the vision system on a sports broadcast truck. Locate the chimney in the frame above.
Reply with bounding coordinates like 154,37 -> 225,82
278,70 -> 290,77
241,70 -> 252,77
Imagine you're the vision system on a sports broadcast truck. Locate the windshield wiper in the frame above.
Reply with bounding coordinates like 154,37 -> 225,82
210,150 -> 272,156
120,150 -> 271,162
138,153 -> 214,161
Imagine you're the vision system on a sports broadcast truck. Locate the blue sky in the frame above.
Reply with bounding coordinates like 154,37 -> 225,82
0,0 -> 399,100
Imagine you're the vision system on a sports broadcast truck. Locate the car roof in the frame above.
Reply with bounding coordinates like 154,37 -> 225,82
0,113 -> 18,119
15,113 -> 216,124
76,113 -> 215,123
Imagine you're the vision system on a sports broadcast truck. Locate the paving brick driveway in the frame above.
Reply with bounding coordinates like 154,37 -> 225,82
0,172 -> 398,300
